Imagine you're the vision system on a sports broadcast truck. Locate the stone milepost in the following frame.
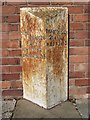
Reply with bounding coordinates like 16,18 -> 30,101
20,7 -> 68,109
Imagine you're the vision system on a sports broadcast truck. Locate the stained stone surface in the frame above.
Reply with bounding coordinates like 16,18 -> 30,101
20,7 -> 68,109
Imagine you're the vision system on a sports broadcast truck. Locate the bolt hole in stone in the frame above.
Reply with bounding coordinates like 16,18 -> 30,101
20,7 -> 68,109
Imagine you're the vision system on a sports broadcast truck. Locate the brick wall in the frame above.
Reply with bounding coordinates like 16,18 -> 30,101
1,1 -> 89,100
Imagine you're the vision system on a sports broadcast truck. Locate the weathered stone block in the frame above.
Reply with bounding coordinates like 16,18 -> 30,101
20,7 -> 68,109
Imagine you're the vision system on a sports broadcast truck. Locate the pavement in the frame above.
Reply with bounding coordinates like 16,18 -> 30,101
76,99 -> 90,119
2,99 -> 16,119
1,98 -> 89,119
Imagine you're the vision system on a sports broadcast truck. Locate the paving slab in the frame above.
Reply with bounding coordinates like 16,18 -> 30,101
2,99 -> 16,114
76,99 -> 90,119
12,99 -> 82,119
2,99 -> 16,119
2,112 -> 12,119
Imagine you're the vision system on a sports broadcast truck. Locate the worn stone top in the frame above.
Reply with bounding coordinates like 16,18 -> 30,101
20,7 -> 68,39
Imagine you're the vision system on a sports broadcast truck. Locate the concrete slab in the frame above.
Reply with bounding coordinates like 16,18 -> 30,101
12,99 -> 82,118
76,99 -> 90,119
2,99 -> 16,114
2,112 -> 12,119
2,99 -> 16,119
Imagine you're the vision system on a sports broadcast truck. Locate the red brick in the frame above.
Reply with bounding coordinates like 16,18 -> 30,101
0,51 -> 2,58
2,58 -> 20,65
88,64 -> 90,71
29,2 -> 50,5
0,41 -> 1,48
14,6 -> 27,14
51,2 -> 73,5
83,5 -> 90,13
70,55 -> 88,63
0,58 -> 1,64
75,79 -> 89,86
0,5 -> 1,13
2,50 -> 8,57
74,31 -> 88,39
2,49 -> 21,57
69,63 -> 74,71
9,66 -> 22,73
0,16 -> 6,23
70,47 -> 88,55
1,24 -> 8,32
83,23 -> 90,30
69,15 -> 73,22
0,33 -> 2,40
73,2 -> 89,5
2,66 -> 9,73
69,79 -> 75,86
0,1 -> 3,6
7,1 -> 26,5
2,81 -> 11,89
0,23 -> 1,32
0,16 -> 2,23
86,71 -> 90,78
1,33 -> 9,40
73,14 -> 88,22
2,90 -> 23,96
7,15 -> 20,23
87,87 -> 90,93
2,6 -> 16,15
0,67 -> 1,73
11,81 -> 22,89
8,24 -> 18,31
9,32 -> 21,40
68,6 -> 83,14
69,87 -> 88,95
70,72 -> 85,78
9,50 -> 21,56
74,63 -> 88,72
69,32 -> 74,39
70,39 -> 85,46
0,50 -> 2,57
2,73 -> 20,81
2,40 -> 19,48
0,82 -> 2,88
1,24 -> 18,32
2,66 -> 22,73
85,40 -> 90,46
70,23 -> 83,30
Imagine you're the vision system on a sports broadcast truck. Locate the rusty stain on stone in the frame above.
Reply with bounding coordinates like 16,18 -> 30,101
20,7 -> 68,109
